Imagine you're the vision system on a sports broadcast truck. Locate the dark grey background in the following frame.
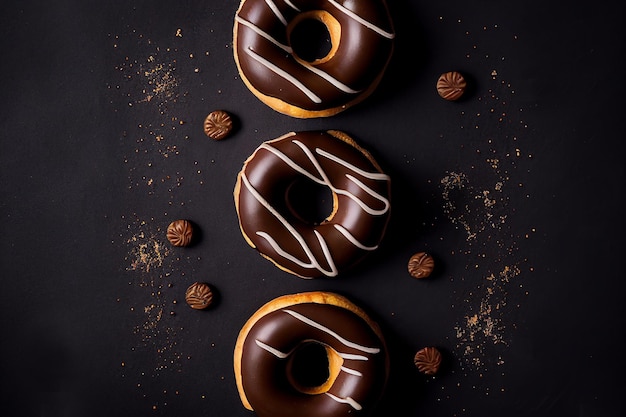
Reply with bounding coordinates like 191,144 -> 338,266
1,1 -> 624,416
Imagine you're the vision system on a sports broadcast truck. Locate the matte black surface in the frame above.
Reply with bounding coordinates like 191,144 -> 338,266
1,1 -> 624,416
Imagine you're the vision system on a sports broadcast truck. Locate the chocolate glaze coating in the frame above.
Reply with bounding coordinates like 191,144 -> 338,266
234,131 -> 391,278
240,302 -> 388,417
234,0 -> 395,117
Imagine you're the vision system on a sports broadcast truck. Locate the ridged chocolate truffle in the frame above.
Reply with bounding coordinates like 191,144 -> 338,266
436,71 -> 466,101
185,282 -> 214,310
166,220 -> 194,247
414,347 -> 442,375
408,252 -> 435,279
204,110 -> 233,140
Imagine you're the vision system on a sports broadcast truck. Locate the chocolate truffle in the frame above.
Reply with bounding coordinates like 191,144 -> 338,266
436,71 -> 466,101
204,110 -> 233,140
414,347 -> 442,375
166,219 -> 194,247
185,282 -> 214,310
408,252 -> 435,279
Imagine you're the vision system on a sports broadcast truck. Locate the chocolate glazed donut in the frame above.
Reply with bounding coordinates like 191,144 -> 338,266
233,0 -> 395,118
233,130 -> 391,278
233,292 -> 389,417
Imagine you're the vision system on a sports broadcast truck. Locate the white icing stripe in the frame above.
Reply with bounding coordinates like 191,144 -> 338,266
257,231 -> 338,277
338,352 -> 369,361
244,47 -> 322,103
283,309 -> 381,354
325,393 -> 363,411
345,174 -> 390,215
242,173 -> 338,277
257,338 -> 368,363
255,339 -> 290,358
300,61 -> 361,94
283,0 -> 301,12
260,143 -> 324,184
314,230 -> 337,274
235,16 -> 292,53
292,140 -> 389,215
340,366 -> 363,377
264,0 -> 288,26
333,225 -> 378,251
261,140 -> 388,217
328,0 -> 395,39
257,139 -> 388,252
316,148 -> 390,181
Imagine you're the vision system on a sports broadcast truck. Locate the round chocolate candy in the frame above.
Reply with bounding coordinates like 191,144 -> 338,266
408,252 -> 435,279
436,71 -> 466,101
166,219 -> 194,247
414,346 -> 442,375
185,282 -> 214,310
204,110 -> 233,140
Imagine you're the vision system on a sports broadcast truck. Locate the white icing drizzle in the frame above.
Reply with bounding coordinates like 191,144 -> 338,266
256,230 -> 338,277
244,47 -> 323,103
257,337 -> 370,362
340,366 -> 363,377
299,60 -> 362,94
242,173 -> 338,277
344,174 -> 390,215
259,142 -> 317,180
242,136 -> 389,276
314,229 -> 336,271
333,224 -> 378,251
291,140 -> 389,215
315,147 -> 390,180
255,339 -> 365,363
255,338 -> 365,408
235,15 -> 292,53
325,392 -> 363,411
283,309 -> 380,354
255,339 -> 290,358
337,352 -> 368,361
327,0 -> 395,39
264,0 -> 288,26
283,0 -> 301,12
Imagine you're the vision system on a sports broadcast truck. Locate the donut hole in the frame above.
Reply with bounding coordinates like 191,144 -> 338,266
286,341 -> 343,395
286,178 -> 335,225
287,11 -> 341,64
